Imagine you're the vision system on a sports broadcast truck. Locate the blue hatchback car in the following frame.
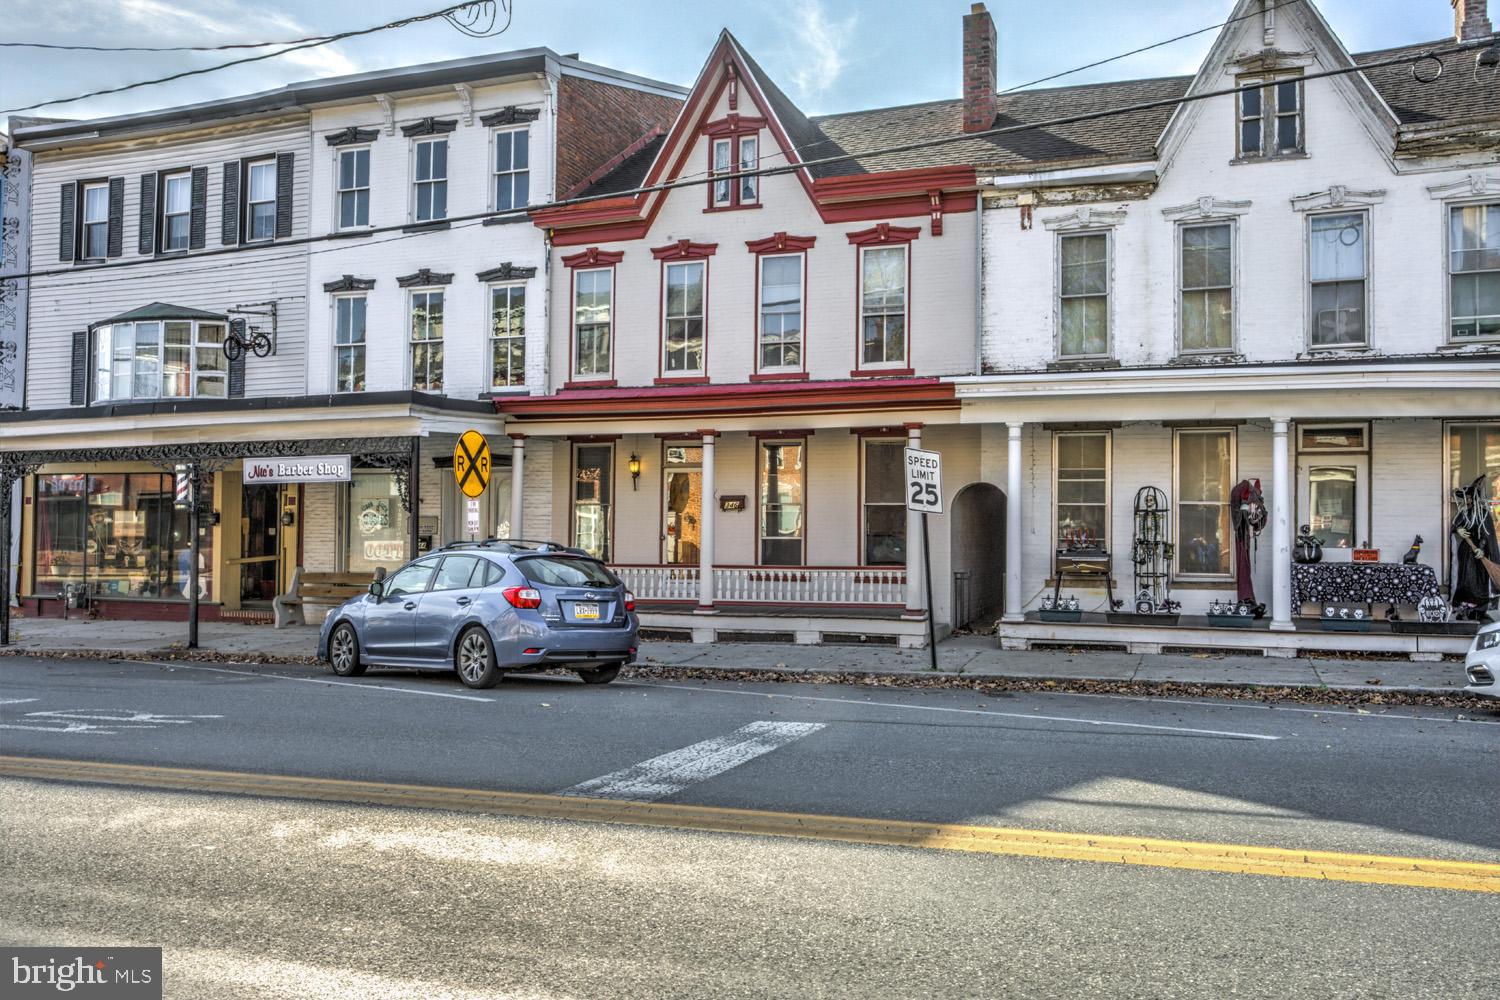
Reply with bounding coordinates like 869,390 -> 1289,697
317,540 -> 639,689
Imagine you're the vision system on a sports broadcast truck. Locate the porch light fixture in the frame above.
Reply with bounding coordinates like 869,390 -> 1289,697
628,453 -> 641,489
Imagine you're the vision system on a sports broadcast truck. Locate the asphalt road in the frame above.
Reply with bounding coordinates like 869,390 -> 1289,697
2,655 -> 1498,998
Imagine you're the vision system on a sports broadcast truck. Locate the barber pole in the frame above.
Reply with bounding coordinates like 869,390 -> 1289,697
174,466 -> 192,507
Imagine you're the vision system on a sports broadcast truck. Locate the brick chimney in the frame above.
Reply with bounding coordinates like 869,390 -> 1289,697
963,3 -> 998,133
1454,0 -> 1493,40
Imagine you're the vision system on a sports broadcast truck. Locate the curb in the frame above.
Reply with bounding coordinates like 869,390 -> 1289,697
0,644 -> 1487,710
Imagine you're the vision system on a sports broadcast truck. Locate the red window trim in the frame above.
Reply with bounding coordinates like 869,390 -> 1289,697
561,246 -> 625,268
857,434 -> 910,569
746,233 -> 817,254
751,245 -> 810,380
748,372 -> 808,383
850,230 -> 915,376
656,252 -> 711,383
569,439 -> 617,562
562,379 -> 618,390
653,375 -> 711,386
754,433 -> 808,567
567,258 -> 618,385
845,223 -> 921,246
749,428 -> 817,439
705,123 -> 762,213
651,240 -> 718,260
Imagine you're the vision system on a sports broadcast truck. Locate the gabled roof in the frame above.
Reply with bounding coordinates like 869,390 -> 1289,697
93,302 -> 227,327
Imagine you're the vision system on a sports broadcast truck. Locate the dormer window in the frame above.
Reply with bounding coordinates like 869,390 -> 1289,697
1238,75 -> 1302,159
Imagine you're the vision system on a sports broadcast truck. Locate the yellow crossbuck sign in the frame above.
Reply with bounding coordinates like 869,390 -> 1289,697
454,430 -> 491,499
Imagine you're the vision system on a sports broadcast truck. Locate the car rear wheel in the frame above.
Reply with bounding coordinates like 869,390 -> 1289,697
455,626 -> 501,689
576,663 -> 622,685
328,622 -> 366,677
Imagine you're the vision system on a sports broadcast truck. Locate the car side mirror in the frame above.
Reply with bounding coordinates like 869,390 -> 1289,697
368,582 -> 384,599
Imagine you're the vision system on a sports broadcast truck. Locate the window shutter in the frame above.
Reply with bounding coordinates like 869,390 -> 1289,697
227,346 -> 246,398
274,151 -> 294,239
70,330 -> 89,405
138,172 -> 157,255
188,165 -> 208,250
106,176 -> 125,258
58,183 -> 76,262
221,160 -> 241,245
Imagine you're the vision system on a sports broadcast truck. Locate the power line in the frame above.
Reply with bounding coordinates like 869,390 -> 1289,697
0,3 -> 511,117
7,33 -> 1483,289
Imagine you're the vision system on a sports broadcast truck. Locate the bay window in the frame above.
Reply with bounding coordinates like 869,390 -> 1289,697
759,254 -> 803,371
1180,222 -> 1233,353
490,284 -> 526,388
759,439 -> 805,565
573,444 -> 614,561
1308,212 -> 1368,348
92,320 -> 226,402
862,439 -> 905,566
409,290 -> 444,391
1448,203 -> 1500,341
574,269 -> 613,378
860,245 -> 907,368
663,261 -> 705,374
1175,428 -> 1235,578
334,295 -> 366,393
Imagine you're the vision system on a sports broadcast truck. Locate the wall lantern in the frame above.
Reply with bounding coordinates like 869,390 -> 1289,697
628,453 -> 642,490
281,510 -> 296,527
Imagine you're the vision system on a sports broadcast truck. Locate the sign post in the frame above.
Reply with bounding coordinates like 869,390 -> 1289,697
904,446 -> 944,670
454,430 -> 491,543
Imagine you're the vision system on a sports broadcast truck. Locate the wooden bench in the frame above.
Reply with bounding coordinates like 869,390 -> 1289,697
273,567 -> 374,628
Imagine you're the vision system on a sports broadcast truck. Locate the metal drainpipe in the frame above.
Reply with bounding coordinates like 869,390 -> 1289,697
973,190 -> 984,375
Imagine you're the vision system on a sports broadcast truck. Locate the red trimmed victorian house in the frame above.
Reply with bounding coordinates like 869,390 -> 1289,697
507,29 -> 990,645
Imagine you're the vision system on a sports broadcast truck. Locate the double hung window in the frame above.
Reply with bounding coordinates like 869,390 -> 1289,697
490,285 -> 526,388
1308,212 -> 1367,348
334,295 -> 367,393
1239,77 -> 1302,158
161,172 -> 191,252
1059,233 -> 1109,357
493,129 -> 530,211
80,182 -> 109,260
759,255 -> 803,371
1180,223 -> 1233,352
663,261 -> 705,375
862,439 -> 906,566
1449,203 -> 1500,341
860,246 -> 907,367
245,159 -> 276,242
409,290 -> 444,390
1054,432 -> 1108,551
414,138 -> 448,222
574,269 -> 613,378
337,148 -> 370,229
1176,429 -> 1235,578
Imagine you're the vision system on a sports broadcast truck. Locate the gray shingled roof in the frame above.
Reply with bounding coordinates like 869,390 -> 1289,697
580,35 -> 1499,197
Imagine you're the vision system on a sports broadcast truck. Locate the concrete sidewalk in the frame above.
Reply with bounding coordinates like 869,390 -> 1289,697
0,615 -> 1472,693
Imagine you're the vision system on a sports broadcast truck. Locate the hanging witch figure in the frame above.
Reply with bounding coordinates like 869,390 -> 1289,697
1230,478 -> 1268,617
1450,474 -> 1500,621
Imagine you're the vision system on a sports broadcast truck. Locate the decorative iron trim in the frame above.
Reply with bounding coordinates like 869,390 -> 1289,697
479,106 -> 541,127
325,126 -> 379,147
475,262 -> 538,282
323,274 -> 377,293
395,268 -> 455,288
400,117 -> 458,137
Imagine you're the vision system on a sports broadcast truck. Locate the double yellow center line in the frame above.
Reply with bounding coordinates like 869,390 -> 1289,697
2,755 -> 1495,894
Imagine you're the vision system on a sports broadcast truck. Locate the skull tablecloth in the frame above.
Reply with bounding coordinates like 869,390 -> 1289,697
1291,562 -> 1441,606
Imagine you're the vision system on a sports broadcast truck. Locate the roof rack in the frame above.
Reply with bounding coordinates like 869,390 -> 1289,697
436,538 -> 591,556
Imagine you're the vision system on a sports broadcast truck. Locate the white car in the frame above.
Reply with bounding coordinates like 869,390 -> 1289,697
1465,618 -> 1500,697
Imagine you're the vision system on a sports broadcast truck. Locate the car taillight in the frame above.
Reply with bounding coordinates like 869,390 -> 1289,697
503,586 -> 542,609
624,591 -> 636,612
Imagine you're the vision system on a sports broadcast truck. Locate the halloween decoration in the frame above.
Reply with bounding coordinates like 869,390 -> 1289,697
1402,535 -> 1422,565
1129,487 -> 1178,615
1294,525 -> 1323,564
1230,478 -> 1267,616
1450,474 -> 1500,619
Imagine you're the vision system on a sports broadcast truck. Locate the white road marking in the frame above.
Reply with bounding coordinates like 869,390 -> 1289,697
623,683 -> 1279,741
27,710 -> 223,724
0,721 -> 130,734
1055,690 -> 1500,726
0,698 -> 39,706
560,720 -> 825,801
159,662 -> 494,703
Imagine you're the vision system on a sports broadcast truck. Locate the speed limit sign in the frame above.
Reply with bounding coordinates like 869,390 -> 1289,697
904,447 -> 944,514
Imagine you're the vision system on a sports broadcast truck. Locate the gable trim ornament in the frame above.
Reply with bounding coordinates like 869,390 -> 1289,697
395,268 -> 455,288
1041,206 -> 1128,231
1161,196 -> 1253,221
1290,186 -> 1387,212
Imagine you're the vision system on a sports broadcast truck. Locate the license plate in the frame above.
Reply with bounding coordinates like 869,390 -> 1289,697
573,602 -> 600,620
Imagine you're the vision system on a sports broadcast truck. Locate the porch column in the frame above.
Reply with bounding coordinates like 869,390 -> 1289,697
697,430 -> 717,611
1003,422 -> 1024,623
905,424 -> 924,616
508,435 -> 525,540
1270,419 -> 1295,631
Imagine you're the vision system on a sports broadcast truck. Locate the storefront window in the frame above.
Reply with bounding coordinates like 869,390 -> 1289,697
573,444 -> 613,562
32,472 -> 213,599
1176,429 -> 1234,578
345,471 -> 407,575
1449,423 -> 1500,536
759,440 -> 805,566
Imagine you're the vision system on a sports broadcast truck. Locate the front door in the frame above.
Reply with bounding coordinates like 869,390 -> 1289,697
662,445 -> 703,565
239,483 -> 282,603
1297,456 -> 1369,560
363,559 -> 437,659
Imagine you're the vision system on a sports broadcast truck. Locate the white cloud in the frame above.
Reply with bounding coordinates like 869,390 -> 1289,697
781,0 -> 858,102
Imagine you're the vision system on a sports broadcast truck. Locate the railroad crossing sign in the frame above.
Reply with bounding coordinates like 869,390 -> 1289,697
454,430 -> 491,499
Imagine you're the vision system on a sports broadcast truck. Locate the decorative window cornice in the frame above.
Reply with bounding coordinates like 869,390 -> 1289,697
561,247 -> 625,268
845,223 -> 921,246
703,114 -> 767,138
1041,207 -> 1127,231
1427,173 -> 1500,200
325,126 -> 379,147
651,239 -> 719,260
745,232 -> 817,254
323,274 -> 377,293
475,262 -> 538,282
480,105 -> 541,128
400,117 -> 458,138
1161,196 -> 1252,221
1291,186 -> 1386,212
1229,49 -> 1314,74
395,268 -> 454,288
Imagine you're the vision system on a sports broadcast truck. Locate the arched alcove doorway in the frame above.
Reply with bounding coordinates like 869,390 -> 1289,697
950,482 -> 1006,630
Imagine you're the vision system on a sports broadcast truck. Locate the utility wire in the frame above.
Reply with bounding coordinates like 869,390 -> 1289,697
8,34 -> 1484,289
0,3 -> 510,116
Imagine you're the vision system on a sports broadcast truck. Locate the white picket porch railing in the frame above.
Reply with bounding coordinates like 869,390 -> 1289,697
613,564 -> 906,606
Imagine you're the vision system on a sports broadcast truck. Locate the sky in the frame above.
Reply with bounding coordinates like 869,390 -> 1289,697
0,0 -> 1463,130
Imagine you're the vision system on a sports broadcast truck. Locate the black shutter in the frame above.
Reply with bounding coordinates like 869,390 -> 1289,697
138,172 -> 157,255
274,151 -> 294,239
106,177 -> 124,258
188,165 -> 208,250
220,160 -> 241,245
227,346 -> 245,398
70,330 -> 89,405
58,182 -> 76,262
